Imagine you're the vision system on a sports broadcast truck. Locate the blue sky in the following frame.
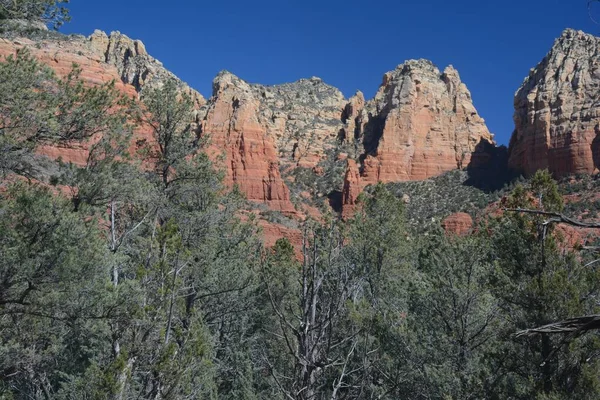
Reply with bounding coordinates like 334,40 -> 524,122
62,0 -> 598,145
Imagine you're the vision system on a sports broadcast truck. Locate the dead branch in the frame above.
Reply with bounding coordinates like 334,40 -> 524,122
516,315 -> 600,366
504,208 -> 600,229
516,315 -> 600,337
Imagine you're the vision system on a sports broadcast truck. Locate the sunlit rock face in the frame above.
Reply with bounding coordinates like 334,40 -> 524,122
199,71 -> 347,214
200,62 -> 496,216
0,26 -> 501,245
442,212 -> 473,236
351,59 -> 495,185
509,29 -> 600,178
339,60 -> 496,216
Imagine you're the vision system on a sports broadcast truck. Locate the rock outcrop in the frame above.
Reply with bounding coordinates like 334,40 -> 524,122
199,60 -> 497,216
0,27 -> 502,249
351,60 -> 495,185
200,73 -> 292,214
0,30 -> 202,102
442,212 -> 474,236
509,29 -> 600,177
341,159 -> 362,219
340,60 -> 496,215
199,72 -> 347,213
88,30 -> 204,106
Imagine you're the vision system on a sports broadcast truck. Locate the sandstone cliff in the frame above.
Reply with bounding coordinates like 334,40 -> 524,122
198,71 -> 348,214
0,29 -> 203,102
197,59 -> 498,216
88,30 -> 204,107
348,60 -> 495,186
509,28 -> 600,177
442,212 -> 474,236
0,26 -> 501,229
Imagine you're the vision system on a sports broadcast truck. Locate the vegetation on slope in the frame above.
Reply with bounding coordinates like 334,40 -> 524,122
2,4 -> 600,399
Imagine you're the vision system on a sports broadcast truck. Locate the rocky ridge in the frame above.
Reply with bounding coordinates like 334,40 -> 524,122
0,29 -> 204,166
199,71 -> 348,214
0,26 -> 507,241
88,30 -> 204,107
198,61 -> 497,218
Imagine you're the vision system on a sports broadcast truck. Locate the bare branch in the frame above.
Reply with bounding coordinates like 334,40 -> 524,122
504,208 -> 600,229
516,315 -> 600,337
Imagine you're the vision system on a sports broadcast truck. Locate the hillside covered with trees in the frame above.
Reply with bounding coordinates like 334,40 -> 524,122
2,2 -> 600,399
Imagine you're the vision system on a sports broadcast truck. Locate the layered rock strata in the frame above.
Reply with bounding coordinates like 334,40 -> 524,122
199,72 -> 347,213
0,27 -> 500,242
346,60 -> 494,185
509,29 -> 600,177
442,212 -> 474,236
199,63 -> 495,217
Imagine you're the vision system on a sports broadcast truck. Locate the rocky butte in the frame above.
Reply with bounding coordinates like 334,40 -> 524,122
5,23 -> 600,244
348,60 -> 495,185
509,28 -> 600,178
199,71 -> 348,215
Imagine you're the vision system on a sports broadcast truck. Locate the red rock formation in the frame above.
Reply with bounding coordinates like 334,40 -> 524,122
1,28 -> 503,251
509,29 -> 600,178
341,159 -> 361,219
201,72 -> 296,213
341,91 -> 366,143
442,212 -> 474,236
0,31 -> 202,166
555,225 -> 585,251
356,60 -> 495,184
258,219 -> 303,259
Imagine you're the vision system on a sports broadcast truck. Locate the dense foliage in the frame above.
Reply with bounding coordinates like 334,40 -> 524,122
1,32 -> 600,400
0,0 -> 70,29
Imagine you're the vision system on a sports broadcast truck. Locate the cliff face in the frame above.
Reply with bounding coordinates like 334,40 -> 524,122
0,30 -> 203,102
0,28 -> 500,228
200,72 -> 296,213
509,29 -> 600,177
199,72 -> 347,214
349,60 -> 495,185
199,62 -> 495,217
88,30 -> 204,107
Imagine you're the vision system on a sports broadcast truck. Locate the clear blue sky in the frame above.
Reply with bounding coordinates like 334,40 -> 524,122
62,0 -> 598,145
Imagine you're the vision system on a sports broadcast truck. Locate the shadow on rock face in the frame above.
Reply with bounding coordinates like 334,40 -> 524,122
592,127 -> 600,172
357,112 -> 386,173
464,139 -> 518,192
327,190 -> 343,213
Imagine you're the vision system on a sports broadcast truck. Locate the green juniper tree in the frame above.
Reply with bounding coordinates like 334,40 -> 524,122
0,183 -> 116,398
0,49 -> 134,180
485,170 -> 600,399
405,234 -> 499,399
86,79 -> 263,399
